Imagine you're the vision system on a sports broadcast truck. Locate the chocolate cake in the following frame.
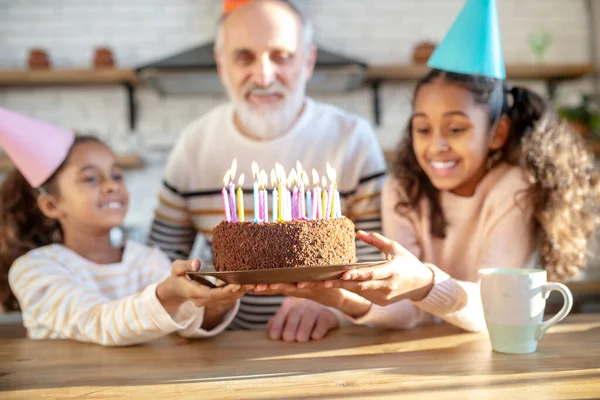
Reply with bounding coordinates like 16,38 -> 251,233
212,218 -> 357,271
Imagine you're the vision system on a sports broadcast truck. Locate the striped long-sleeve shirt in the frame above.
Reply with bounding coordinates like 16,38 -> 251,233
8,241 -> 238,345
148,98 -> 387,330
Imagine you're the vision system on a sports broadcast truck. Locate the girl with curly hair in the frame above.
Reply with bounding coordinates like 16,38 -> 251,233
0,110 -> 248,344
253,0 -> 600,333
255,69 -> 599,332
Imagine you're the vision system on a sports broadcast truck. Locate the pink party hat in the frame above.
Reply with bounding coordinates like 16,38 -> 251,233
0,107 -> 75,188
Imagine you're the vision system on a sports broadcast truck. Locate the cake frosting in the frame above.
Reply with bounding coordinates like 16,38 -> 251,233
212,218 -> 357,271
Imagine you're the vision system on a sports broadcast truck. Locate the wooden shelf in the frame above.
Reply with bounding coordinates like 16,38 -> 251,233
0,68 -> 139,130
366,63 -> 598,82
0,152 -> 144,172
366,64 -> 598,126
0,68 -> 138,87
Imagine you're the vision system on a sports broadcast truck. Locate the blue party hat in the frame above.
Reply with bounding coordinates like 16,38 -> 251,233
427,0 -> 505,79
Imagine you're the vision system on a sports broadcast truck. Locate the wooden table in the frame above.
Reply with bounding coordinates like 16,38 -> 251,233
0,314 -> 599,399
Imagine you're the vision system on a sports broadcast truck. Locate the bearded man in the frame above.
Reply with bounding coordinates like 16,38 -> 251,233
148,0 -> 386,341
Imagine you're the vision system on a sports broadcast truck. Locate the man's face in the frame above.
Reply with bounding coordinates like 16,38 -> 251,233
216,2 -> 316,138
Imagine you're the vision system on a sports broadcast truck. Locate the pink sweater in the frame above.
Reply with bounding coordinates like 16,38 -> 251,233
349,163 -> 538,332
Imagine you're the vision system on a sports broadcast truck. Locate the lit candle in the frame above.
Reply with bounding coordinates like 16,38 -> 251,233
303,171 -> 311,220
276,163 -> 285,222
236,173 -> 245,222
222,170 -> 232,222
312,169 -> 320,220
321,176 -> 328,220
335,190 -> 342,218
299,170 -> 308,220
228,159 -> 238,222
271,169 -> 278,223
251,161 -> 260,222
287,169 -> 295,221
326,162 -> 336,219
260,170 -> 268,222
289,169 -> 298,219
296,161 -> 304,219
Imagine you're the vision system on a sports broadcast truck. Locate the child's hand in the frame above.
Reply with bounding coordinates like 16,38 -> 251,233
156,259 -> 252,314
322,231 -> 434,306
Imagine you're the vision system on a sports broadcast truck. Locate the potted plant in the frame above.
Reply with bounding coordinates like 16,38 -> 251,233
556,94 -> 600,139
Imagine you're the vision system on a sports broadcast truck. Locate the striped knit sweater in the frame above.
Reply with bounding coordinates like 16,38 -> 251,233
148,98 -> 387,330
8,241 -> 238,345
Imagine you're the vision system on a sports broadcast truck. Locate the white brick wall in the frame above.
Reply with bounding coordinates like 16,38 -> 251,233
0,0 -> 594,151
0,0 -> 596,235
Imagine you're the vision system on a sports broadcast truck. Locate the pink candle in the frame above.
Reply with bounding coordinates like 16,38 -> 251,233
228,182 -> 238,222
312,169 -> 320,220
292,186 -> 298,219
259,170 -> 268,222
261,189 -> 268,222
298,183 -> 304,219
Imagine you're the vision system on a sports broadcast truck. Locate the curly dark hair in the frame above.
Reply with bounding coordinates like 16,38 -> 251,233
392,69 -> 600,282
0,136 -> 103,312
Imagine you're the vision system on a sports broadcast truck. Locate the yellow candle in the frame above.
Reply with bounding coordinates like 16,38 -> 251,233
276,182 -> 281,221
326,163 -> 337,219
330,184 -> 336,218
237,173 -> 245,222
321,176 -> 327,219
276,163 -> 285,222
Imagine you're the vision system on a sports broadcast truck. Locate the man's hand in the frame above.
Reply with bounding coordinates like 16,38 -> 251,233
267,298 -> 339,342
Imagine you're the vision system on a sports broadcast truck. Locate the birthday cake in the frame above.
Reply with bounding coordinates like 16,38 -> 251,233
212,160 -> 357,272
212,218 -> 357,272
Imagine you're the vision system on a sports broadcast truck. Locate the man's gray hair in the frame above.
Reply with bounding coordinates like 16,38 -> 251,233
214,0 -> 314,53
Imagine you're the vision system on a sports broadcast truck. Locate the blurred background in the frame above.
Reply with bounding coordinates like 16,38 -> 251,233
0,0 -> 599,314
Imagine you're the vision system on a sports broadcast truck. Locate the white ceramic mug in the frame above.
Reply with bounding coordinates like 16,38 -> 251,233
479,268 -> 573,354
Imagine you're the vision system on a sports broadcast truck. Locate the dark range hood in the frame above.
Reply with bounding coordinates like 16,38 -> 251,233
136,42 -> 368,95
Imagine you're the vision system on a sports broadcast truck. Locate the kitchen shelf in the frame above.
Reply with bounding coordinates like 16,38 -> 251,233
366,63 -> 599,125
0,68 -> 139,130
0,152 -> 144,172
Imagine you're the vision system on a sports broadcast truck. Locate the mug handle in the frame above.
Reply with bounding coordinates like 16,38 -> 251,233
535,282 -> 573,340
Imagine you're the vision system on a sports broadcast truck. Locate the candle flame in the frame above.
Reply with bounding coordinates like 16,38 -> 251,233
288,169 -> 297,188
230,159 -> 238,181
259,170 -> 268,189
237,173 -> 245,187
251,161 -> 259,181
222,170 -> 231,187
312,169 -> 319,186
321,175 -> 327,189
270,169 -> 277,188
326,162 -> 337,183
302,171 -> 309,187
276,163 -> 287,184
275,163 -> 284,179
296,161 -> 303,175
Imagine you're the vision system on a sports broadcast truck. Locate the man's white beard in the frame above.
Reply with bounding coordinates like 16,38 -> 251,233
224,68 -> 307,140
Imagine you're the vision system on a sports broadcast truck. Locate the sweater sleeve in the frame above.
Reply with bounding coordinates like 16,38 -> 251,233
412,184 -> 537,333
342,178 -> 427,330
347,176 -> 536,333
148,247 -> 240,339
9,249 -> 234,345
